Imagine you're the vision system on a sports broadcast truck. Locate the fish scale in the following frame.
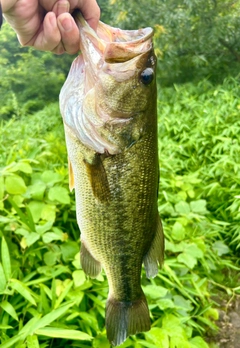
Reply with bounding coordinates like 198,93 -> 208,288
60,12 -> 164,346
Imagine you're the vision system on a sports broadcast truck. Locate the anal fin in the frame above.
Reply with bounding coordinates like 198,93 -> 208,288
80,242 -> 101,278
143,213 -> 164,278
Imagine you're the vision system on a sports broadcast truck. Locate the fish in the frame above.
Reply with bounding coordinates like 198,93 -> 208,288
59,11 -> 164,347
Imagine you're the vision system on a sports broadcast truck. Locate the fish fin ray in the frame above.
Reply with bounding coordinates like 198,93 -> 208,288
68,157 -> 75,192
84,153 -> 110,202
143,213 -> 164,278
80,242 -> 101,278
106,294 -> 150,346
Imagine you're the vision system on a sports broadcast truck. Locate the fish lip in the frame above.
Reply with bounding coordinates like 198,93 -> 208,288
74,11 -> 153,63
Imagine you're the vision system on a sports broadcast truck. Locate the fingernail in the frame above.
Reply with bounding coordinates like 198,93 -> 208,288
57,0 -> 70,16
60,18 -> 72,32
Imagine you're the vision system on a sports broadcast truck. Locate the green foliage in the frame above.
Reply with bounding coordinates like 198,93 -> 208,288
0,77 -> 239,347
0,23 -> 75,120
99,0 -> 240,84
1,3 -> 240,346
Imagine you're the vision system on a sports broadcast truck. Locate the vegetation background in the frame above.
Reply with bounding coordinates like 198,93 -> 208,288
0,0 -> 240,347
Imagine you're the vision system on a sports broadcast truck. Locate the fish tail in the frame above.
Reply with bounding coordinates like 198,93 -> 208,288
106,293 -> 151,346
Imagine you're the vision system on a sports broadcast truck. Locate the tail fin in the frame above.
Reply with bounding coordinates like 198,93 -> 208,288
106,294 -> 151,346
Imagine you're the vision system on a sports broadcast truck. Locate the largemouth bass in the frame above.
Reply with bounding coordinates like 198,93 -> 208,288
59,12 -> 164,347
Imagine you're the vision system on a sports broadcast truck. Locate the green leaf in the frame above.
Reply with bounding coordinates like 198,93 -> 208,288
48,186 -> 70,204
161,314 -> 185,338
172,221 -> 185,241
145,328 -> 169,347
190,200 -> 207,214
0,301 -> 19,321
41,171 -> 62,185
142,285 -> 168,300
26,335 -> 39,348
27,201 -> 44,223
42,232 -> 63,244
27,182 -> 46,200
1,237 -> 11,280
0,262 -> 7,291
10,279 -> 37,306
60,241 -> 79,262
72,270 -> 86,288
185,244 -> 203,259
175,201 -> 190,215
5,175 -> 27,195
0,325 -> 13,330
212,241 -> 230,256
157,298 -> 175,310
173,295 -> 193,312
43,251 -> 57,266
27,302 -> 75,334
93,335 -> 111,348
25,233 -> 40,247
54,281 -> 73,308
36,221 -> 53,235
35,327 -> 92,340
41,204 -> 56,221
190,336 -> 209,348
0,333 -> 25,348
0,176 -> 4,200
177,252 -> 197,269
10,162 -> 32,174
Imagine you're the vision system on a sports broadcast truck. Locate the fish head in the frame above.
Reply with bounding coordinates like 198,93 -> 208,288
60,12 -> 157,154
78,13 -> 157,119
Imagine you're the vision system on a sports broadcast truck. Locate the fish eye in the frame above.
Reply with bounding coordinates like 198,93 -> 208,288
140,68 -> 154,85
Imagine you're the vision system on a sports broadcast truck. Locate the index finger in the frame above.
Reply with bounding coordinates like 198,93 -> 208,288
70,0 -> 100,30
40,0 -> 100,30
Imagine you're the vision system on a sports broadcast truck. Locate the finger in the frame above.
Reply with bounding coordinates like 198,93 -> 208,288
71,0 -> 100,30
0,2 -> 2,28
1,0 -> 18,13
31,12 -> 61,51
52,0 -> 70,16
57,12 -> 80,54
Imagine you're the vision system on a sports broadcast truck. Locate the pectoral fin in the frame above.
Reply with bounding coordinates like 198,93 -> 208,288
143,214 -> 164,278
68,157 -> 75,192
84,153 -> 110,202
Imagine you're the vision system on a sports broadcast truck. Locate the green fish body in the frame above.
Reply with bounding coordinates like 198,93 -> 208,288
60,13 -> 164,346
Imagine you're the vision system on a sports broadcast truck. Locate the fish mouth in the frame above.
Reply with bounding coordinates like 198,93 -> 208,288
60,12 -> 155,155
74,11 -> 153,64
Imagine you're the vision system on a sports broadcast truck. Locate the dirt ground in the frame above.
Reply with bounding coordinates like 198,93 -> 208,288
208,297 -> 240,348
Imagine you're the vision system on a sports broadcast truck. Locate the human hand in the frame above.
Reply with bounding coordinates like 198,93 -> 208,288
1,0 -> 100,54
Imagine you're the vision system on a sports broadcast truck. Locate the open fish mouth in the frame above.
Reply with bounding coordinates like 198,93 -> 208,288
60,12 -> 156,155
74,11 -> 153,64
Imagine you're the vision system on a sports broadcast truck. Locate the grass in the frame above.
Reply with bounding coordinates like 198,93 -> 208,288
0,77 -> 239,348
